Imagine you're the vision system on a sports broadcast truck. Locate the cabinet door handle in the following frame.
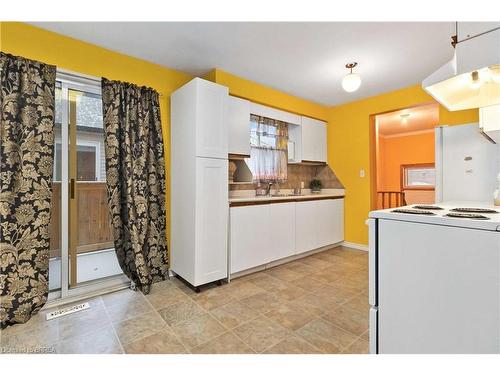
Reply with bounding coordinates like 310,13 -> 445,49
70,178 -> 75,199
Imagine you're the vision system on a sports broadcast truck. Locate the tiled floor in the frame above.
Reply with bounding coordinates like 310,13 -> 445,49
0,246 -> 369,354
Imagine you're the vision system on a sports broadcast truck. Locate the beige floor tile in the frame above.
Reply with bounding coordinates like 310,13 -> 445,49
342,338 -> 369,354
222,280 -> 266,300
191,288 -> 235,310
57,326 -> 122,354
210,301 -> 260,329
297,256 -> 332,270
310,267 -> 345,284
266,266 -> 303,282
322,305 -> 368,336
240,292 -> 284,314
58,304 -> 111,341
190,331 -> 254,354
102,289 -> 143,308
170,277 -> 198,296
248,273 -> 290,293
124,328 -> 187,354
333,275 -> 368,291
158,300 -> 206,326
233,317 -> 291,353
289,276 -> 327,292
105,295 -> 154,323
343,293 -> 370,313
292,293 -> 340,317
0,323 -> 59,352
172,313 -> 227,349
113,311 -> 166,345
361,329 -> 369,341
273,284 -> 308,302
263,335 -> 322,354
297,319 -> 358,354
313,283 -> 362,305
282,261 -> 316,275
145,286 -> 191,310
265,302 -> 316,331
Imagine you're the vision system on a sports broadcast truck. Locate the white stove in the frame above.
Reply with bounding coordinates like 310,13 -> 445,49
370,202 -> 500,231
368,201 -> 500,354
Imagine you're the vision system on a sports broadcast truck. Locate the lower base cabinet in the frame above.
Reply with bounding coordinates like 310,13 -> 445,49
230,198 -> 344,274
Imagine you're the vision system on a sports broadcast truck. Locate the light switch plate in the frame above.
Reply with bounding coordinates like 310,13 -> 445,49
360,169 -> 365,178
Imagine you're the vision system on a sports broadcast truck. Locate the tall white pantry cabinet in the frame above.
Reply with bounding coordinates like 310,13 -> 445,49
170,78 -> 229,289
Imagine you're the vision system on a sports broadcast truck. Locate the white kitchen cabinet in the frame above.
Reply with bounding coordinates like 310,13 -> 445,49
267,203 -> 296,262
295,201 -> 319,254
230,198 -> 344,274
230,205 -> 270,273
250,102 -> 301,125
194,79 -> 229,159
227,96 -> 251,156
301,116 -> 327,163
171,77 -> 229,288
195,158 -> 229,285
317,199 -> 344,247
295,199 -> 344,255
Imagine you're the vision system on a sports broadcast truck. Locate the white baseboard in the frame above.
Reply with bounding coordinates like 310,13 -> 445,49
341,241 -> 369,252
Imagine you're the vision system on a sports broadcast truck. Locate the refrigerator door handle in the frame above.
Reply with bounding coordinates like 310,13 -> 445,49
367,218 -> 377,307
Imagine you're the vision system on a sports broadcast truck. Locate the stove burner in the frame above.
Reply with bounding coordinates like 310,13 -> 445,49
392,209 -> 436,215
451,208 -> 499,214
413,205 -> 444,210
445,213 -> 490,220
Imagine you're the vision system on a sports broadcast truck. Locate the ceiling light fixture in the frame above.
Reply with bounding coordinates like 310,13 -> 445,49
342,62 -> 361,93
470,70 -> 481,89
400,113 -> 410,124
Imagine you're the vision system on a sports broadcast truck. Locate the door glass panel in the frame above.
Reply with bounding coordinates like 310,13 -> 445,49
69,88 -> 121,287
49,82 -> 62,292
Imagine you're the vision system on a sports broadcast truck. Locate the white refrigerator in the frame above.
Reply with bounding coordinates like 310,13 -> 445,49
170,78 -> 229,290
435,123 -> 499,203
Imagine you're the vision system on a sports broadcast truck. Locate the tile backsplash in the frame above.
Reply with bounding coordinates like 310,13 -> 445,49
229,163 -> 344,191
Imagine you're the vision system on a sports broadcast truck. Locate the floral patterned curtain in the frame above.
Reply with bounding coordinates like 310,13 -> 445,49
0,52 -> 56,329
246,114 -> 288,183
101,78 -> 168,294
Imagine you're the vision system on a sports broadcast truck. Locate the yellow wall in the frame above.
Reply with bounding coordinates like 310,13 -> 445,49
0,22 -> 193,251
206,69 -> 329,121
327,84 -> 478,245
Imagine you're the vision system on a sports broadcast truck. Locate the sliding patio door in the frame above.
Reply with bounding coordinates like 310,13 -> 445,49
48,71 -> 128,301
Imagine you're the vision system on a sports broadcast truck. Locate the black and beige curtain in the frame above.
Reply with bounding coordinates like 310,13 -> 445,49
246,114 -> 288,183
101,78 -> 168,294
0,52 -> 56,329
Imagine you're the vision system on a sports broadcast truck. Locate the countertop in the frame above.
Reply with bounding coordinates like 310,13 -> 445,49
229,188 -> 345,206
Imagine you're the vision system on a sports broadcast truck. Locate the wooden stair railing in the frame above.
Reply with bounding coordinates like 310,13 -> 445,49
377,191 -> 407,209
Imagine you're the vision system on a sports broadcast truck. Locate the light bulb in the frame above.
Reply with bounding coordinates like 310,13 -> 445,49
342,73 -> 361,92
489,65 -> 500,84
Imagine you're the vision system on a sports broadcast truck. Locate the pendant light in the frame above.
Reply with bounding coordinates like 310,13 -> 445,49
342,62 -> 361,92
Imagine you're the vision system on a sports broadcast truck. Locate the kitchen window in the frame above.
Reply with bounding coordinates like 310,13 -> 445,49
246,114 -> 288,182
401,163 -> 436,190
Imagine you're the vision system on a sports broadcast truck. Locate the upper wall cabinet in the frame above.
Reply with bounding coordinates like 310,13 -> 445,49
250,102 -> 301,125
227,96 -> 251,157
301,116 -> 327,163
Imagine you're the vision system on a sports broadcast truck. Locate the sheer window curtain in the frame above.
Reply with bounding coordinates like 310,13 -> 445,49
246,115 -> 288,183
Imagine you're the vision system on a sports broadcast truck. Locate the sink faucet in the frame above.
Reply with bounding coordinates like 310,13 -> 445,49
266,182 -> 280,196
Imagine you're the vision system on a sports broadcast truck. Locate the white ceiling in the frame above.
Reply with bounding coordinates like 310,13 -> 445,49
377,103 -> 439,136
31,22 -> 456,106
